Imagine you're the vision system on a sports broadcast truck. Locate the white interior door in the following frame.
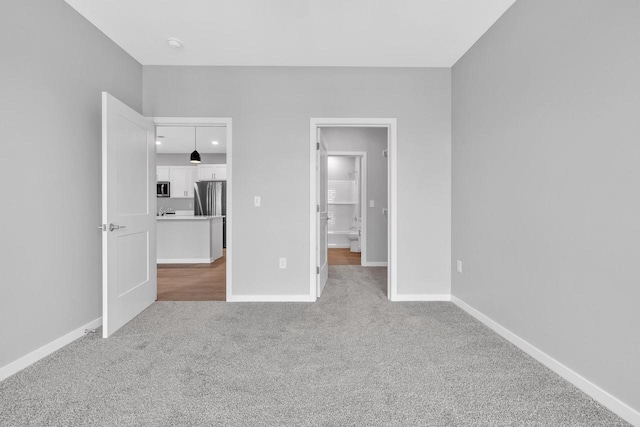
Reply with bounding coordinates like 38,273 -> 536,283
101,92 -> 156,338
316,128 -> 329,296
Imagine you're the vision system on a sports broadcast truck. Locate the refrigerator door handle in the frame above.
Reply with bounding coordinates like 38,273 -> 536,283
207,184 -> 211,216
209,184 -> 214,216
214,183 -> 218,216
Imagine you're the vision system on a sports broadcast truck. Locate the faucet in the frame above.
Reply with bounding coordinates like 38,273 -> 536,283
350,216 -> 361,230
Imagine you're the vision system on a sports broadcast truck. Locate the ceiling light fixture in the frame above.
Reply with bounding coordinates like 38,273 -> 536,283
155,140 -> 162,145
167,38 -> 183,49
211,140 -> 219,145
190,127 -> 201,163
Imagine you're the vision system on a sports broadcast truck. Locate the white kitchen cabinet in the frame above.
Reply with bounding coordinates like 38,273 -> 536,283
170,166 -> 198,198
186,167 -> 197,198
212,164 -> 227,180
197,164 -> 215,180
157,216 -> 223,263
157,166 -> 170,181
197,164 -> 226,181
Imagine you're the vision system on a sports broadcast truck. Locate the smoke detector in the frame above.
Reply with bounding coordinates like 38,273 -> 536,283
167,38 -> 183,49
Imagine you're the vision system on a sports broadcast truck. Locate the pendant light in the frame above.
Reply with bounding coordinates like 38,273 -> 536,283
190,126 -> 201,164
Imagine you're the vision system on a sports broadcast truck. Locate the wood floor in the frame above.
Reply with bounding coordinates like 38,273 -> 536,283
157,250 -> 226,301
328,248 -> 361,265
157,248 -> 357,301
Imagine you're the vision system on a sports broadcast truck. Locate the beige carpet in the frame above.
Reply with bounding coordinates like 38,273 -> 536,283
0,266 -> 628,426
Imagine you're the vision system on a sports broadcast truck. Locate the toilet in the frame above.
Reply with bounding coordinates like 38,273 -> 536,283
348,232 -> 360,253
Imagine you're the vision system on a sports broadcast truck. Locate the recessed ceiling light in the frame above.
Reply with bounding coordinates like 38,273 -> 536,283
211,140 -> 219,145
167,38 -> 183,49
155,140 -> 162,145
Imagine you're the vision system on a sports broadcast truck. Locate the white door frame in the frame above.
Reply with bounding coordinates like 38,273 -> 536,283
316,130 -> 329,297
309,118 -> 398,301
153,117 -> 233,300
326,151 -> 368,266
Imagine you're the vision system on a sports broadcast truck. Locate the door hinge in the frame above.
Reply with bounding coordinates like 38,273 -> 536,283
317,204 -> 320,212
316,266 -> 320,274
316,142 -> 320,150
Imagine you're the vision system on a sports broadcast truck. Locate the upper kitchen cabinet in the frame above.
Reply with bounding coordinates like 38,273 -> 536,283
186,167 -> 198,197
157,166 -> 170,182
170,166 -> 198,198
198,164 -> 227,181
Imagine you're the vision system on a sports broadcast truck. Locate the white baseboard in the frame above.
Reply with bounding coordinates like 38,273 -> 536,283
451,296 -> 640,426
362,261 -> 388,267
392,294 -> 451,302
0,317 -> 102,382
227,294 -> 315,302
157,258 -> 213,264
328,243 -> 350,248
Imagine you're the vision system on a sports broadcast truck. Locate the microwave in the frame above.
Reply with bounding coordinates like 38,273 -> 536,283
157,182 -> 170,197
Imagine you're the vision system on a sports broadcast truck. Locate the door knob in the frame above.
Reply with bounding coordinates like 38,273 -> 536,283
109,223 -> 126,231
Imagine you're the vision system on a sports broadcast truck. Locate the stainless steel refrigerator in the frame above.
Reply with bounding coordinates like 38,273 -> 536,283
194,181 -> 226,248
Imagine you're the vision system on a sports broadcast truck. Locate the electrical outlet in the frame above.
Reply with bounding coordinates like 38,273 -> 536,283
456,260 -> 463,273
369,200 -> 375,208
254,196 -> 261,207
188,202 -> 193,208
279,257 -> 287,269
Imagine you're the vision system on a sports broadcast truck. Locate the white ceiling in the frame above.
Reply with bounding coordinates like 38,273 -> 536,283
156,126 -> 227,154
63,0 -> 516,67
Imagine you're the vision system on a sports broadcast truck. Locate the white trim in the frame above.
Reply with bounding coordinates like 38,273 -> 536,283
362,261 -> 388,267
328,243 -> 351,249
315,129 -> 329,298
0,317 -> 102,382
157,258 -> 214,264
451,296 -> 640,426
309,124 -> 317,301
310,118 -> 397,302
153,117 -> 232,302
393,294 -> 451,302
227,294 -> 316,302
153,117 -> 230,126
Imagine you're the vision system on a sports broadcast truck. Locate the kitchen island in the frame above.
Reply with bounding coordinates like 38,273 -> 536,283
157,215 -> 224,264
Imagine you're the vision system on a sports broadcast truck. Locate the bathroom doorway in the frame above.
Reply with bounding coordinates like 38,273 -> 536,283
326,153 -> 366,266
310,119 -> 397,300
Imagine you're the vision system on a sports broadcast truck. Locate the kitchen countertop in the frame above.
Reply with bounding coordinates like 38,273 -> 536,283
157,215 -> 224,221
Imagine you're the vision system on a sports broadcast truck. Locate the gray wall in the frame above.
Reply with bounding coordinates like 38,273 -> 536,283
323,127 -> 388,263
0,0 -> 142,368
144,66 -> 451,297
452,0 -> 640,413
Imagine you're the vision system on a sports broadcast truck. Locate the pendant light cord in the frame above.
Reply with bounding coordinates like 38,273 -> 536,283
190,126 -> 201,163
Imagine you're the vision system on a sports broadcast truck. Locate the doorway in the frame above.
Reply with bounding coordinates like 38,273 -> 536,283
153,117 -> 232,301
326,153 -> 366,267
310,118 -> 398,301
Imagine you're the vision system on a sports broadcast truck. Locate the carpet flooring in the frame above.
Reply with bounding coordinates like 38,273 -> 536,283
0,266 -> 628,426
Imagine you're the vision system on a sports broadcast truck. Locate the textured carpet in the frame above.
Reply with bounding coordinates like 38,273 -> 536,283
0,266 -> 628,426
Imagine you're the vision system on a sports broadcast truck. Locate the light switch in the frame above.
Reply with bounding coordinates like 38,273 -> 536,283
369,200 -> 375,208
456,260 -> 463,273
254,196 -> 261,207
